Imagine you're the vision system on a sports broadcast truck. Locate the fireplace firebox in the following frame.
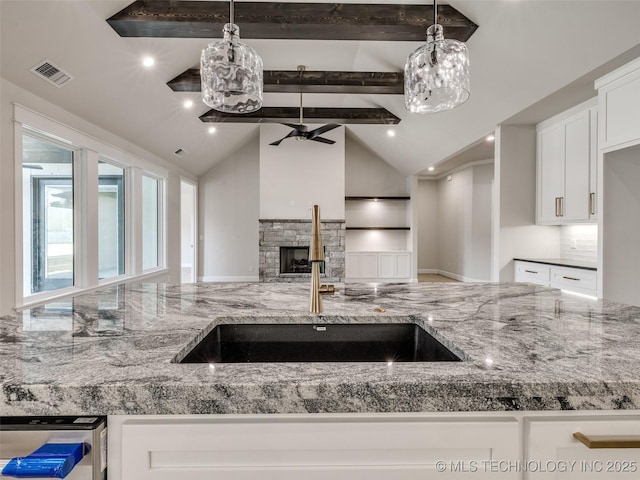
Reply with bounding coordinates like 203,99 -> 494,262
280,246 -> 325,275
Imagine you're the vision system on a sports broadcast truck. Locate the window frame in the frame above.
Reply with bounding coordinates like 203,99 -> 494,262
14,106 -> 169,310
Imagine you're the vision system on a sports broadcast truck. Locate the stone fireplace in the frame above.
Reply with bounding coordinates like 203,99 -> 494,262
259,219 -> 345,283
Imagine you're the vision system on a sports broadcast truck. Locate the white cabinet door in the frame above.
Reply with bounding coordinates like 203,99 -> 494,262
378,253 -> 396,278
563,111 -> 591,222
395,253 -> 411,278
361,253 -> 378,278
345,252 -> 361,278
538,124 -> 565,223
120,416 -> 521,480
526,416 -> 640,479
589,107 -> 598,219
597,60 -> 640,150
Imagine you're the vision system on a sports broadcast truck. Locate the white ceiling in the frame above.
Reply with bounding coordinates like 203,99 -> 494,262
2,1 -> 640,177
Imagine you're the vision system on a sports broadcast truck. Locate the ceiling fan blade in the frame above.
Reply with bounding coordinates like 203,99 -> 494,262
307,123 -> 341,139
269,129 -> 300,146
309,136 -> 336,145
281,123 -> 308,132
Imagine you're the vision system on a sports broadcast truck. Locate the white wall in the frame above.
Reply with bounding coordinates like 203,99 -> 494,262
259,124 -> 345,220
559,224 -> 598,263
345,137 -> 409,196
0,79 -> 195,315
469,163 -> 494,280
494,125 -> 560,282
416,179 -> 438,271
199,137 -> 259,282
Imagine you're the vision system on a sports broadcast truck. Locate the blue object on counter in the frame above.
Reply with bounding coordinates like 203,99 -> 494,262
1,443 -> 86,479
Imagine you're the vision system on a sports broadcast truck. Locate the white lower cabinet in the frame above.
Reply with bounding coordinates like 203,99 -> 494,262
111,414 -> 520,480
525,416 -> 640,479
514,261 -> 597,297
346,252 -> 411,281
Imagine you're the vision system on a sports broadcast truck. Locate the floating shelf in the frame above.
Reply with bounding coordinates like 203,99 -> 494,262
346,227 -> 411,230
345,196 -> 410,201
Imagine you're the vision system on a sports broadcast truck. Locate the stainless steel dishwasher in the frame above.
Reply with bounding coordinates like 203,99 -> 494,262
0,416 -> 106,479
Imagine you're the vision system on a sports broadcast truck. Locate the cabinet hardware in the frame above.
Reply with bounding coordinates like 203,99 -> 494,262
589,192 -> 596,215
574,432 -> 640,448
555,197 -> 561,217
562,276 -> 580,281
559,196 -> 564,217
524,270 -> 538,274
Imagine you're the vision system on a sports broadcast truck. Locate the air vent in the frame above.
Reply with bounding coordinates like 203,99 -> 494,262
29,59 -> 73,87
174,148 -> 188,157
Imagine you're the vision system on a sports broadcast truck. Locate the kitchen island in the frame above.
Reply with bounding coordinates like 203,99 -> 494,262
2,281 -> 639,415
3,282 -> 640,479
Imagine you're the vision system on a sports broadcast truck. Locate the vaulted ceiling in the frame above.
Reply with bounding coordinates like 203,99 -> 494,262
3,1 -> 640,177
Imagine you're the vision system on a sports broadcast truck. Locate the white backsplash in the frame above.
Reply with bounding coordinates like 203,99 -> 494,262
560,224 -> 598,263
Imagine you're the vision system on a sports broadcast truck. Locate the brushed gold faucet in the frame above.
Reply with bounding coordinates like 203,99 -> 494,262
309,205 -> 335,313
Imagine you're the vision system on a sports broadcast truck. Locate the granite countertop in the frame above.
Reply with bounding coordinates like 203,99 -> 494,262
514,257 -> 598,271
1,282 -> 639,416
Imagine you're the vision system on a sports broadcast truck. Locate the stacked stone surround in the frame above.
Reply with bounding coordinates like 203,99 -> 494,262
259,219 -> 345,283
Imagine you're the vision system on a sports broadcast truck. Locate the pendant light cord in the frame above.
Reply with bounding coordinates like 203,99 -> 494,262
433,0 -> 437,25
230,0 -> 234,24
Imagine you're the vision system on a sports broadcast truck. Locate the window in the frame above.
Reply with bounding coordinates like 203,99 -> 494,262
22,134 -> 75,296
142,175 -> 160,270
98,161 -> 125,280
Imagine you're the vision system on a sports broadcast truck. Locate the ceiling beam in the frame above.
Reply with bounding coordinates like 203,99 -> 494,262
199,107 -> 401,124
169,69 -> 404,94
108,1 -> 478,42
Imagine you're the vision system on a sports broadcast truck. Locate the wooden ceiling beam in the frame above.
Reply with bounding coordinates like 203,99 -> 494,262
169,69 -> 404,94
108,1 -> 478,42
199,107 -> 401,124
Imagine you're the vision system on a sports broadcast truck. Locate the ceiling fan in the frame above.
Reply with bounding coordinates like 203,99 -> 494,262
269,65 -> 341,146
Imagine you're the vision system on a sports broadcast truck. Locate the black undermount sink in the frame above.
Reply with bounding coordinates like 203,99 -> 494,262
178,323 -> 462,363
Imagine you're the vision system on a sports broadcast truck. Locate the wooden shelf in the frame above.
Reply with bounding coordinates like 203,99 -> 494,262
345,196 -> 410,201
346,227 -> 410,230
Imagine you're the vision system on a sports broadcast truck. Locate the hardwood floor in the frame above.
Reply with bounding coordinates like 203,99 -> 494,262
417,274 -> 459,283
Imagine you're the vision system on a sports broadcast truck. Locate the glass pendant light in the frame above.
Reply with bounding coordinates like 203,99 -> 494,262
201,0 -> 263,113
404,0 -> 470,113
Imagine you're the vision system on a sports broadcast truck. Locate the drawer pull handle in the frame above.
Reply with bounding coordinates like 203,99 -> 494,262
589,192 -> 596,215
525,270 -> 538,274
574,432 -> 640,448
562,276 -> 580,281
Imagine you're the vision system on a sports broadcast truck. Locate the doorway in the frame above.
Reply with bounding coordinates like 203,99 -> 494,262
180,179 -> 197,283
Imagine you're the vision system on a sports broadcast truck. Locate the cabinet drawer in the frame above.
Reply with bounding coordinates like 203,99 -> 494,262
526,416 -> 640,479
550,266 -> 597,294
515,261 -> 551,285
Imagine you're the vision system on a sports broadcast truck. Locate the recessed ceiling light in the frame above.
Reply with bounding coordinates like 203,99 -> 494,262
428,166 -> 435,172
208,126 -> 217,134
387,129 -> 396,137
142,57 -> 155,68
486,134 -> 495,142
184,99 -> 194,109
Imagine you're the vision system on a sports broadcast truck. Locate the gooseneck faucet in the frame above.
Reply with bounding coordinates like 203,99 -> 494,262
309,205 -> 325,313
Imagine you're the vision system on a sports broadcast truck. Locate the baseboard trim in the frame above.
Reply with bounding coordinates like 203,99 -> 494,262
437,270 -> 487,283
199,276 -> 259,282
418,269 -> 438,274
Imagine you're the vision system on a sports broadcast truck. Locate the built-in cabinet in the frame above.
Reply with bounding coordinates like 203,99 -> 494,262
109,412 -> 640,480
514,260 -> 597,297
537,99 -> 598,224
345,196 -> 413,281
346,251 -> 411,280
595,56 -> 640,151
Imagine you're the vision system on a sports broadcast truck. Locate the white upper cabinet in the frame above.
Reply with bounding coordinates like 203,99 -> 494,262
536,99 -> 598,225
595,56 -> 640,151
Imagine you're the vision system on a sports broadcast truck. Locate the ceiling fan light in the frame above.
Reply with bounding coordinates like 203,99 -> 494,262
404,23 -> 470,113
201,23 -> 263,114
